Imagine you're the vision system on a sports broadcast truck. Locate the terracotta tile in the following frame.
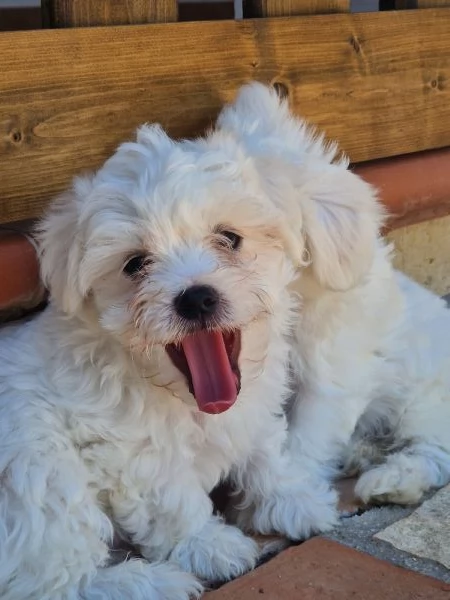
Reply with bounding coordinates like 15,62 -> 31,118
0,232 -> 44,314
354,148 -> 450,230
204,538 -> 450,599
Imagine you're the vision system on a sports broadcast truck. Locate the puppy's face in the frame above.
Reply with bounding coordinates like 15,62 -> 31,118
39,125 -> 296,414
39,83 -> 384,414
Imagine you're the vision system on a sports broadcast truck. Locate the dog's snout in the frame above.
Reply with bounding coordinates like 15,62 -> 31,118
174,285 -> 219,321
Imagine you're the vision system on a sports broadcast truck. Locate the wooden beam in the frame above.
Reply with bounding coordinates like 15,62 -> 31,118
42,0 -> 178,27
1,9 -> 450,223
245,0 -> 350,17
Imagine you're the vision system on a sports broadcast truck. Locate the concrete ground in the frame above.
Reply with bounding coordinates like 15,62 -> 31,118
326,485 -> 450,584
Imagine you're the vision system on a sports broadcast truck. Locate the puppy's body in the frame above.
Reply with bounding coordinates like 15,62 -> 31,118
288,262 -> 450,505
0,91 -> 337,600
217,85 -> 450,525
0,301 -> 286,599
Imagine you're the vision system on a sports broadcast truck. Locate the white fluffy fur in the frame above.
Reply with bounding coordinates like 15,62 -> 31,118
0,83 -> 449,599
218,84 -> 450,522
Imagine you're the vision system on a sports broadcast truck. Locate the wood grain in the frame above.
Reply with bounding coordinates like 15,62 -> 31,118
1,10 -> 450,223
42,0 -> 178,27
246,0 -> 349,17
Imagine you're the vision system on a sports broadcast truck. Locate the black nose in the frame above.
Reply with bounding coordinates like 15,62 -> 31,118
174,285 -> 219,321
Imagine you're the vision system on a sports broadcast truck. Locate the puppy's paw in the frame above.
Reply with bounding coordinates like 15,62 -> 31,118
355,462 -> 426,505
169,518 -> 259,583
235,482 -> 339,541
140,562 -> 203,600
85,559 -> 203,600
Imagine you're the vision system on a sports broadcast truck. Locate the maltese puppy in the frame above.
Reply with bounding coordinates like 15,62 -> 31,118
0,84 -> 336,600
217,84 -> 450,535
1,82 -> 449,599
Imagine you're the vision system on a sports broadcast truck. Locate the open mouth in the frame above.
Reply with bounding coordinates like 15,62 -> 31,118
166,329 -> 241,415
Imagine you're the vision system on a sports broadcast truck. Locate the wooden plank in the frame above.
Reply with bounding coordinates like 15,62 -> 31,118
395,1 -> 450,7
42,0 -> 178,27
1,10 -> 450,223
245,0 -> 350,17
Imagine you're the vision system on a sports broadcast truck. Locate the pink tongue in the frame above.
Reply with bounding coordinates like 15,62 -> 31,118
182,330 -> 238,414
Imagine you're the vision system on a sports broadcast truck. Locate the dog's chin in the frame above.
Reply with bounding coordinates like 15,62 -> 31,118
166,329 -> 241,415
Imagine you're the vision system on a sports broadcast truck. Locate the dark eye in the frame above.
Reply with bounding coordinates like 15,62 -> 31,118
123,255 -> 147,276
220,230 -> 242,251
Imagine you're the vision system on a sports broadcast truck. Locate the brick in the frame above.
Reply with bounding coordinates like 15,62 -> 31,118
354,148 -> 450,230
0,231 -> 44,317
205,538 -> 450,599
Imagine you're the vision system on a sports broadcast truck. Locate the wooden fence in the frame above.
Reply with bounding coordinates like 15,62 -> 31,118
0,1 -> 450,225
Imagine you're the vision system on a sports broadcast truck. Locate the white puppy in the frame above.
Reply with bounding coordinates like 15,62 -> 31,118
2,82 -> 449,599
0,85 -> 338,600
217,84 -> 450,534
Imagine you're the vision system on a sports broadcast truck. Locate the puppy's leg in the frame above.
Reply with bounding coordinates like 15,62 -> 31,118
229,415 -> 339,540
356,286 -> 450,505
287,383 -> 374,488
344,401 -> 450,505
355,442 -> 450,505
0,451 -> 200,600
169,515 -> 259,582
354,389 -> 450,505
110,472 -> 259,583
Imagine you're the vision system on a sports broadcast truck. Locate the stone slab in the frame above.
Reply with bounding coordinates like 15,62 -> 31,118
375,484 -> 450,570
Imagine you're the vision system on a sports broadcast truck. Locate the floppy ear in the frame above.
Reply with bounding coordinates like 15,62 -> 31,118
36,175 -> 93,315
300,169 -> 385,291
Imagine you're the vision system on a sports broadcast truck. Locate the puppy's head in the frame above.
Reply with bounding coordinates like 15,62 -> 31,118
38,83 -> 385,413
218,82 -> 386,292
37,122 -> 298,414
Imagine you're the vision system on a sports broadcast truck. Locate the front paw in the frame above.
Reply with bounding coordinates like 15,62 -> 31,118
169,517 -> 259,583
236,482 -> 339,541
